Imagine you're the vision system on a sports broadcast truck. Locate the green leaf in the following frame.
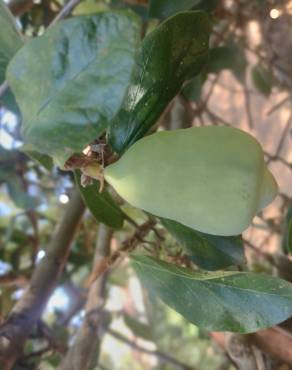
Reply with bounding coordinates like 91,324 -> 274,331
108,11 -> 210,153
5,175 -> 38,210
194,0 -> 220,12
74,170 -> 124,229
283,206 -> 292,254
132,254 -> 292,333
207,46 -> 246,77
251,64 -> 272,96
182,75 -> 205,102
161,219 -> 244,270
123,314 -> 153,341
148,0 -> 201,19
0,146 -> 38,210
0,0 -> 23,112
7,11 -> 141,167
1,89 -> 19,114
256,0 -> 266,6
0,0 -> 23,84
22,144 -> 54,171
73,0 -> 108,15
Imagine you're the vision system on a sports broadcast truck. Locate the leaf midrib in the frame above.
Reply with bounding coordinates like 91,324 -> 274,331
134,260 -> 292,299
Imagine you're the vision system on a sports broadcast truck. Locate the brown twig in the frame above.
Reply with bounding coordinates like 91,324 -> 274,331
49,0 -> 80,27
0,190 -> 85,370
243,238 -> 278,267
250,327 -> 292,365
108,328 -> 194,370
266,96 -> 290,116
243,75 -> 254,129
264,151 -> 292,169
267,110 -> 292,165
58,224 -> 112,370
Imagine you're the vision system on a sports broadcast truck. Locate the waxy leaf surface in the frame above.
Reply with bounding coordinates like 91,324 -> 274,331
75,170 -> 124,229
132,254 -> 292,333
161,219 -> 244,270
7,11 -> 141,166
108,11 -> 210,153
0,0 -> 23,84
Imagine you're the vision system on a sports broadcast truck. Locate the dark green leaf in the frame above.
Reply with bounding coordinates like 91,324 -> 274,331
21,144 -> 54,171
123,314 -> 153,341
283,206 -> 292,254
0,146 -> 38,210
0,0 -> 23,112
194,0 -> 219,12
7,11 -> 141,167
46,354 -> 62,367
182,75 -> 205,102
6,176 -> 38,210
0,90 -> 19,114
132,254 -> 292,333
148,0 -> 201,19
74,170 -> 124,229
0,0 -> 23,84
207,46 -> 246,77
256,0 -> 266,6
0,225 -> 30,245
161,219 -> 244,270
108,11 -> 210,153
251,64 -> 272,96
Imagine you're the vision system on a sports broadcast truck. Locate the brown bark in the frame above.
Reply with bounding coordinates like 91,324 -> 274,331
58,224 -> 113,370
9,0 -> 34,16
210,327 -> 292,367
0,190 -> 85,370
250,327 -> 292,365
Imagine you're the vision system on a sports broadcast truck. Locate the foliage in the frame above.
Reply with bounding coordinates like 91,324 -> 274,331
0,0 -> 292,369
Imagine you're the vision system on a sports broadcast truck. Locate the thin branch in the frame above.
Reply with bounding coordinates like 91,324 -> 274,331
58,224 -> 113,370
0,190 -> 85,370
203,75 -> 220,108
84,219 -> 156,286
108,328 -> 194,370
267,111 -> 292,165
243,238 -> 278,267
205,107 -> 232,126
49,0 -> 80,27
266,96 -> 290,116
243,76 -> 254,129
264,151 -> 292,169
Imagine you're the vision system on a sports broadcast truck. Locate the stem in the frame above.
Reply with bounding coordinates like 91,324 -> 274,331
108,328 -> 193,370
58,224 -> 113,370
49,0 -> 80,27
0,190 -> 85,370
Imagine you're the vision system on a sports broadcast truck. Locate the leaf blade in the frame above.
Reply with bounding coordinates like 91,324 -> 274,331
7,11 -> 141,167
108,11 -> 210,153
75,170 -> 124,229
161,218 -> 245,270
0,0 -> 23,84
148,0 -> 201,19
131,254 -> 292,333
251,64 -> 272,96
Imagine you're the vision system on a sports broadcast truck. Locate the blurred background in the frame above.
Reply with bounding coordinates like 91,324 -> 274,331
0,0 -> 291,369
